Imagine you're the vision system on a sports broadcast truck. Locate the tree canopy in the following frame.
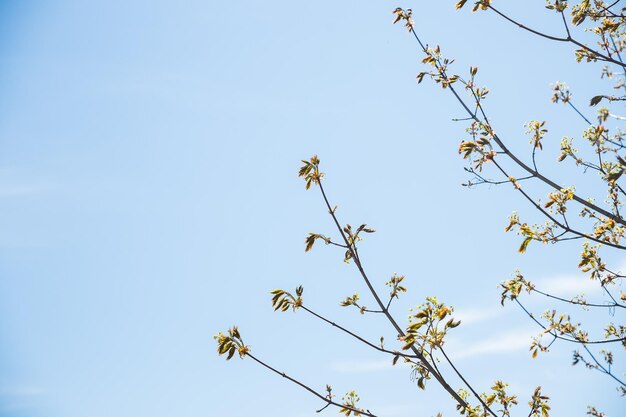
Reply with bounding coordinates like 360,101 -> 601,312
216,2 -> 625,416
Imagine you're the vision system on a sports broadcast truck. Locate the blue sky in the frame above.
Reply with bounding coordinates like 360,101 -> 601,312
0,1 -> 623,416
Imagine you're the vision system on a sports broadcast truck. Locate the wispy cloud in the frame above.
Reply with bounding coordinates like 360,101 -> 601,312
0,184 -> 43,196
0,384 -> 45,413
0,167 -> 51,197
0,386 -> 44,396
612,258 -> 626,276
329,328 -> 536,372
329,265 -> 625,375
295,401 -> 424,417
453,306 -> 506,326
372,402 -> 424,416
446,328 -> 536,361
330,359 -> 396,374
534,274 -> 602,296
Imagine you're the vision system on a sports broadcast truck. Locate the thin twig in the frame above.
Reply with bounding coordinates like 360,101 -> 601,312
316,181 -> 479,413
488,5 -> 626,69
529,287 -> 625,309
514,298 -> 626,345
301,305 -> 421,361
247,353 -> 378,417
581,345 -> 626,387
407,27 -> 626,234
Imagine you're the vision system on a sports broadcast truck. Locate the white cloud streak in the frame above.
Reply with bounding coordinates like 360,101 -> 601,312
534,275 -> 602,296
330,327 -> 535,373
330,359 -> 395,374
0,184 -> 43,196
453,306 -> 505,326
0,385 -> 45,397
329,267 -> 625,375
446,328 -> 536,361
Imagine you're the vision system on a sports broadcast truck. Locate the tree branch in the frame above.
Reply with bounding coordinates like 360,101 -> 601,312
407,27 -> 626,234
488,5 -> 626,69
315,180 -> 497,417
514,298 -> 626,345
247,353 -> 378,417
300,305 -> 422,362
529,286 -> 626,309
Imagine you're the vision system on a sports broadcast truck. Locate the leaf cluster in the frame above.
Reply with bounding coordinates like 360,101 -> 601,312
214,326 -> 250,360
270,286 -> 304,312
299,155 -> 323,190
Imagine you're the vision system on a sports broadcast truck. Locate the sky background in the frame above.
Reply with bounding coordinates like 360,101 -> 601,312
0,1 -> 623,416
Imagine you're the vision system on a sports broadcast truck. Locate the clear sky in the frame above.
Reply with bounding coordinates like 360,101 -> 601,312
0,1 -> 623,416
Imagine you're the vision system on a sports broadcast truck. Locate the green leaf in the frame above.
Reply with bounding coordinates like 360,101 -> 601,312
305,233 -> 318,252
519,237 -> 532,253
607,170 -> 623,182
589,95 -> 604,106
446,318 -> 461,328
226,346 -> 236,360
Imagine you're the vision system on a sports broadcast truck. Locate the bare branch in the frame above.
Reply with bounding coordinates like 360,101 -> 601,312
488,5 -> 626,69
247,353 -> 378,417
